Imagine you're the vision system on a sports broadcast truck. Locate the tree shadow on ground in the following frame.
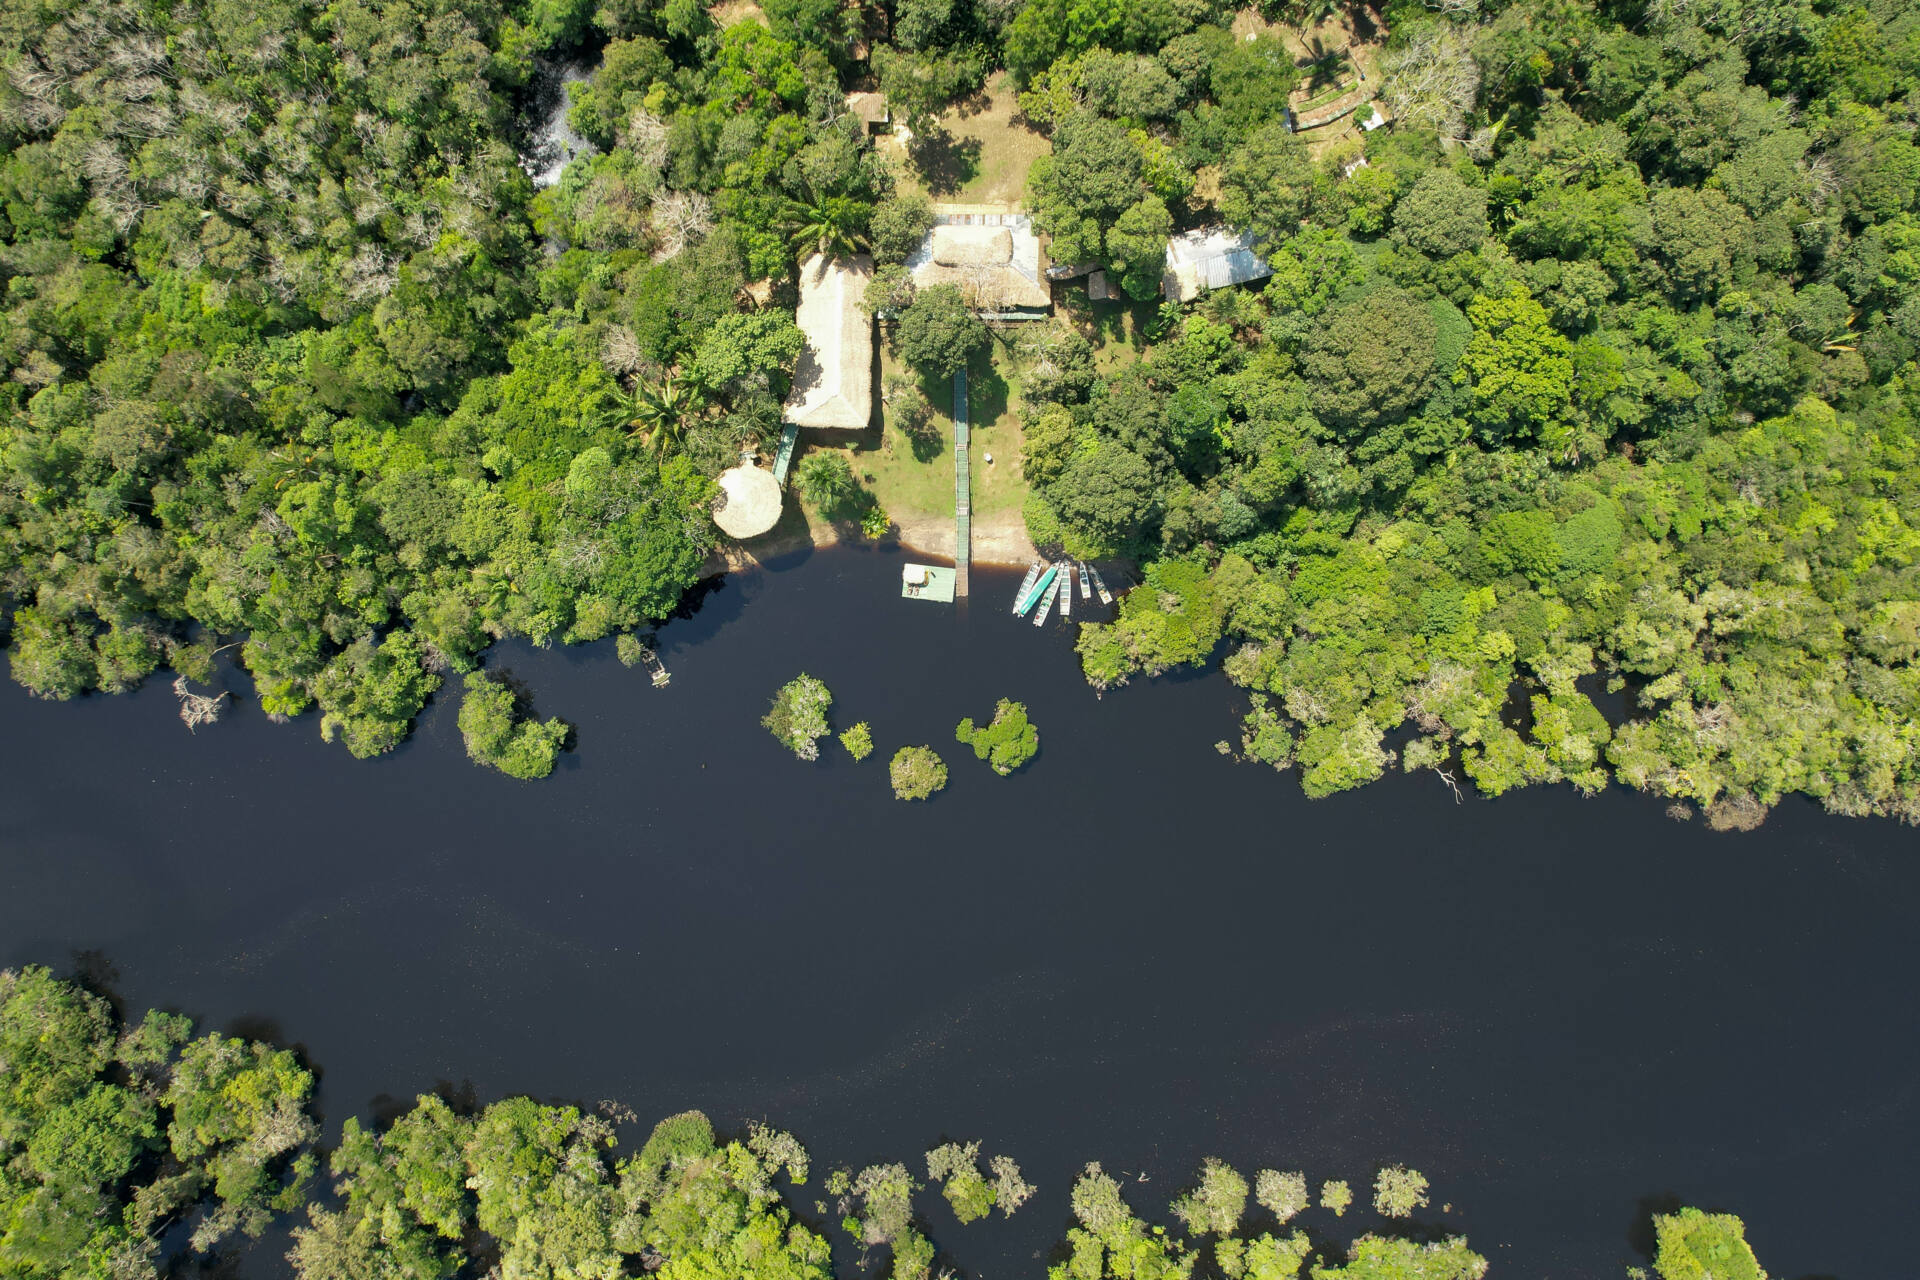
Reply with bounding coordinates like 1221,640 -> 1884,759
949,86 -> 993,119
882,373 -> 948,462
968,346 -> 1009,425
908,128 -> 982,196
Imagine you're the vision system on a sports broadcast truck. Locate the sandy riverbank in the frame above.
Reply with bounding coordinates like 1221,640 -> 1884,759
703,508 -> 1038,576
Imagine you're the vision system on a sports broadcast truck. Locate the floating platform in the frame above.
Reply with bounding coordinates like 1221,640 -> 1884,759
902,563 -> 957,603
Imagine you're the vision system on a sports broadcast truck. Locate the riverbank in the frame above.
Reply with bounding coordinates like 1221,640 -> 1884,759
705,504 -> 1037,575
0,547 -> 1907,1280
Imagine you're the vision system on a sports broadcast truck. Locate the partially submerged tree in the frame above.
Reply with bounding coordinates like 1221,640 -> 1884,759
955,698 -> 1040,774
458,672 -> 570,780
765,674 -> 834,760
1373,1165 -> 1430,1219
889,746 -> 949,799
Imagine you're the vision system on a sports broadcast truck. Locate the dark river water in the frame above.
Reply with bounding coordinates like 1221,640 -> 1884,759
2,544 -> 1915,1280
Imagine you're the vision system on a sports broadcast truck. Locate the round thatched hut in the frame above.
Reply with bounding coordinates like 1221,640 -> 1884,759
712,459 -> 782,539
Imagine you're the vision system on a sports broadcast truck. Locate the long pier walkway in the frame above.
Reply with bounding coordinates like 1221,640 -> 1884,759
953,367 -> 970,598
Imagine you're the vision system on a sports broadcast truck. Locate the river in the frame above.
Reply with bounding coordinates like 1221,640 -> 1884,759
1,545 -> 1915,1279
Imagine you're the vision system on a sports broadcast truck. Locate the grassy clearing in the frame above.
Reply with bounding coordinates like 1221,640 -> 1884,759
1053,286 -> 1163,370
879,72 -> 1049,208
793,332 -> 1039,531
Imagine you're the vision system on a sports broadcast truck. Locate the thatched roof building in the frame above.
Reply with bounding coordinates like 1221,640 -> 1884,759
785,252 -> 874,431
1162,226 -> 1272,302
907,212 -> 1051,316
712,459 -> 783,539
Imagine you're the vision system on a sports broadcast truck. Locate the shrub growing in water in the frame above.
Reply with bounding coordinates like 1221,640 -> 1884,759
955,699 -> 1039,775
1321,1179 -> 1353,1215
889,746 -> 948,799
458,672 -> 570,780
1373,1165 -> 1429,1218
840,722 -> 874,761
764,674 -> 834,760
926,1141 -> 995,1223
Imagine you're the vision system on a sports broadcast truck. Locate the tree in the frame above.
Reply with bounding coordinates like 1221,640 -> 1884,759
690,311 -> 806,395
313,633 -> 441,760
926,1142 -> 995,1223
1392,170 -> 1489,258
1649,186 -> 1754,304
1171,1158 -> 1248,1236
889,746 -> 948,799
1651,1208 -> 1765,1280
872,193 -> 936,265
1302,289 -> 1441,436
797,451 -> 861,515
1255,1170 -> 1309,1224
840,721 -> 874,760
1108,195 -> 1174,301
1372,1166 -> 1429,1218
1314,1235 -> 1487,1280
599,372 -> 710,459
989,1155 -> 1035,1216
1050,442 -> 1160,553
458,672 -> 570,780
786,191 -> 873,258
1027,113 -> 1146,267
1051,1163 -> 1195,1280
1380,27 -> 1480,139
1457,286 -> 1575,448
954,698 -> 1040,774
764,674 -> 834,760
1221,124 -> 1315,249
894,284 -> 989,380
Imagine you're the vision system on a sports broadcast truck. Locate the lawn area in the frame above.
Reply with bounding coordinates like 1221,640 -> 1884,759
859,335 -> 1034,521
792,329 -> 1038,535
857,341 -> 956,524
1052,285 -> 1164,370
878,72 -> 1049,207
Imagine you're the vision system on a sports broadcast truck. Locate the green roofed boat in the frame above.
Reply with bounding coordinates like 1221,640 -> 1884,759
1011,561 -> 1041,614
1014,563 -> 1057,617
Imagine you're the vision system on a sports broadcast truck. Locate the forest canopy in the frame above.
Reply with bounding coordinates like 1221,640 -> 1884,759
1008,0 -> 1920,827
0,966 -> 1784,1280
0,0 -> 1916,821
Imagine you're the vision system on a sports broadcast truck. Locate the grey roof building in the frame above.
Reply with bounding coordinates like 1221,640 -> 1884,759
1162,226 -> 1273,302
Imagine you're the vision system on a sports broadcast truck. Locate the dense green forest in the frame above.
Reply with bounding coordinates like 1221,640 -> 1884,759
1019,1 -> 1920,825
1,0 -> 1917,820
0,965 -> 1777,1280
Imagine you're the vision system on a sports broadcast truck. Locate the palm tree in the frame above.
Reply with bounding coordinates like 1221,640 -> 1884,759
785,191 -> 871,259
598,373 -> 709,459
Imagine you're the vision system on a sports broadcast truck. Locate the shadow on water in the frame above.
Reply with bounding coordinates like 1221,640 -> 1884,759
72,948 -> 126,1019
1626,1192 -> 1686,1262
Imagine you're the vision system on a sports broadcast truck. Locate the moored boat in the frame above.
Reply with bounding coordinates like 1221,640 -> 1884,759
1033,568 -> 1063,626
1015,563 -> 1058,617
1059,562 -> 1073,619
1089,565 -> 1114,605
1078,562 -> 1092,600
1011,561 -> 1042,614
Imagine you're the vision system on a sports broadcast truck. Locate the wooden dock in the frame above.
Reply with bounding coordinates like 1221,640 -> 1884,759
953,367 -> 970,599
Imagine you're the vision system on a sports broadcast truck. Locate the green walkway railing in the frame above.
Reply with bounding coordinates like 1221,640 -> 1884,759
772,421 -> 799,486
953,368 -> 970,598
